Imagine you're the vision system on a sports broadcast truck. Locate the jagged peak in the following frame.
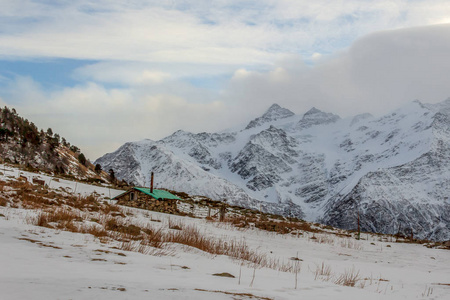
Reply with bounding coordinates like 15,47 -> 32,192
303,107 -> 340,117
297,107 -> 340,129
165,129 -> 194,139
411,98 -> 450,113
257,125 -> 287,136
408,99 -> 427,110
174,129 -> 188,135
302,107 -> 340,120
304,107 -> 322,116
262,103 -> 295,118
268,103 -> 282,110
245,103 -> 295,130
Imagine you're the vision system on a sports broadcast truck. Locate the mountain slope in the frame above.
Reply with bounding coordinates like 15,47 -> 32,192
95,139 -> 304,217
0,106 -> 109,182
96,99 -> 450,240
322,107 -> 450,241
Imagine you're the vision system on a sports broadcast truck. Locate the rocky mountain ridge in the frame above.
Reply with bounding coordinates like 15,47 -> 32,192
96,99 -> 450,240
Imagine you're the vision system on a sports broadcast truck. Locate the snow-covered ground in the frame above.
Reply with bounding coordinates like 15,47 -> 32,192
0,163 -> 124,199
0,164 -> 449,300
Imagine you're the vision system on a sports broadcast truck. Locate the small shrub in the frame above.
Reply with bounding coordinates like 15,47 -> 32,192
0,196 -> 8,206
84,225 -> 108,238
101,203 -> 121,214
123,224 -> 142,236
35,212 -> 49,227
103,217 -> 142,237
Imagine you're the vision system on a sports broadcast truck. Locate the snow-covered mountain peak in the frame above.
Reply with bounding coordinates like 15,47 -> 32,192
350,113 -> 373,126
303,107 -> 322,116
412,99 -> 423,105
245,103 -> 295,130
297,107 -> 340,129
264,103 -> 295,118
96,98 -> 450,241
425,97 -> 450,116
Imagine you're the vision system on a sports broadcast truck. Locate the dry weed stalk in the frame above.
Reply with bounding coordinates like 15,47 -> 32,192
294,260 -> 301,289
421,285 -> 433,297
168,218 -> 183,230
249,264 -> 256,287
314,262 -> 332,281
165,224 -> 295,272
341,238 -> 364,250
119,240 -> 170,256
334,266 -> 361,287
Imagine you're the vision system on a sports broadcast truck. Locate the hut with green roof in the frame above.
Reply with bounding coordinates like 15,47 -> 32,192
113,187 -> 181,214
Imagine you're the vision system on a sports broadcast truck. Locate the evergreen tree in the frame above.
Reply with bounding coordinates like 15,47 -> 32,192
46,128 -> 53,137
78,153 -> 87,166
95,163 -> 102,173
109,168 -> 115,183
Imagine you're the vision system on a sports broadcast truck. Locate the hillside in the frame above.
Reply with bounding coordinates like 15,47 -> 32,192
0,106 -> 111,184
96,99 -> 450,241
0,163 -> 449,299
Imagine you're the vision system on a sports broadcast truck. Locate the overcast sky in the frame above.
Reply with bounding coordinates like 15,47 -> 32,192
1,0 -> 450,159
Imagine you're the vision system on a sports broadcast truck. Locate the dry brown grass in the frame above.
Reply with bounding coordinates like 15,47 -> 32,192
310,234 -> 334,245
314,262 -> 332,281
195,288 -> 273,300
227,215 -> 318,235
100,203 -> 122,215
1,177 -> 380,285
334,267 -> 361,287
0,180 -> 6,191
31,208 -> 81,230
81,224 -> 109,238
141,225 -> 164,248
309,233 -> 364,250
118,240 -> 169,256
164,224 -> 297,272
102,216 -> 142,239
21,193 -> 54,209
8,179 -> 302,273
0,196 -> 8,206
340,238 -> 364,250
311,263 -> 365,289
168,218 -> 183,230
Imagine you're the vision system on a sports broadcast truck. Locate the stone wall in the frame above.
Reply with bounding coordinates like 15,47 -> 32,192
116,191 -> 178,214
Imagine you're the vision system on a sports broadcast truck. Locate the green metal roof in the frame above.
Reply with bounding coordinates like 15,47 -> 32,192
133,187 -> 181,200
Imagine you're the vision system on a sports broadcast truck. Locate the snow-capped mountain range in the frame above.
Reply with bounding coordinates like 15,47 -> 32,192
96,100 -> 450,241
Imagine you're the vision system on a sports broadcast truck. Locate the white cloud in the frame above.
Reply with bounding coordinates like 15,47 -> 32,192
3,24 -> 450,159
2,0 -> 450,66
225,23 -> 450,117
74,63 -> 172,85
4,77 -> 231,159
1,2 -> 450,160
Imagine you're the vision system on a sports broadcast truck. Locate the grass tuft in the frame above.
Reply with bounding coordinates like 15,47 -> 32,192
334,267 -> 361,287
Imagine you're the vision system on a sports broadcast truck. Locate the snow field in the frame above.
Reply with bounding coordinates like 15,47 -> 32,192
0,163 -> 449,299
1,204 -> 450,299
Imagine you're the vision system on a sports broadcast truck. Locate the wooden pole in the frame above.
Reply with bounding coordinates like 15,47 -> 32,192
150,172 -> 154,193
357,210 -> 360,240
